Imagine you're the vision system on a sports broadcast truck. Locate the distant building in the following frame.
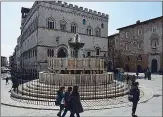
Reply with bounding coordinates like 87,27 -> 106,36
108,16 -> 163,73
1,56 -> 8,67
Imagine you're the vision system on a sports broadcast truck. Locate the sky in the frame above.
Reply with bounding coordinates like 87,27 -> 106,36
1,2 -> 162,59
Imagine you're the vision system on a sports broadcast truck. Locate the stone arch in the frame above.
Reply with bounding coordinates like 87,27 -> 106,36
57,46 -> 68,58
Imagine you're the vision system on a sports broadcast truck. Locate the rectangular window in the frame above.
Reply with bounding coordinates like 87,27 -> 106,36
126,32 -> 129,38
152,26 -> 157,32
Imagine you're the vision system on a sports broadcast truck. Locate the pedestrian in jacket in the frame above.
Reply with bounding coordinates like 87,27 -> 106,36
61,87 -> 72,117
69,85 -> 83,117
57,87 -> 65,117
6,77 -> 9,85
131,82 -> 140,117
113,68 -> 118,80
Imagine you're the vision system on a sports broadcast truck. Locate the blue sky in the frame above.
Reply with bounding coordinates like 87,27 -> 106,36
1,2 -> 162,59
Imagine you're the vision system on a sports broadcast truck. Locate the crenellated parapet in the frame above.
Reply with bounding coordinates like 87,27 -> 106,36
43,1 -> 108,19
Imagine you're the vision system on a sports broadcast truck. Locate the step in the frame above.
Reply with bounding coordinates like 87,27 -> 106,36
11,89 -> 128,101
17,84 -> 128,99
31,79 -> 118,88
22,84 -> 128,97
23,80 -> 127,93
27,80 -> 125,91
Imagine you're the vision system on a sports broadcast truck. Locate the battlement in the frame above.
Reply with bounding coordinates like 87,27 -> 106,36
47,1 -> 108,18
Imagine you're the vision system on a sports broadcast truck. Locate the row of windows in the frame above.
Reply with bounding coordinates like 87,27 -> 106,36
47,48 -> 101,58
125,26 -> 158,38
22,48 -> 37,59
125,55 -> 142,61
47,18 -> 102,37
125,39 -> 159,51
22,18 -> 38,41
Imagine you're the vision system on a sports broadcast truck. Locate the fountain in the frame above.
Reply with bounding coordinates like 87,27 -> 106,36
68,33 -> 85,58
10,33 -> 129,104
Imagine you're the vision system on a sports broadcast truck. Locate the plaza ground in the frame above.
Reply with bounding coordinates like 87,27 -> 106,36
1,73 -> 162,116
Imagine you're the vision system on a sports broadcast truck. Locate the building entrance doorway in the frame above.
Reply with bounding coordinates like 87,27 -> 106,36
57,48 -> 67,58
151,59 -> 158,73
137,65 -> 142,73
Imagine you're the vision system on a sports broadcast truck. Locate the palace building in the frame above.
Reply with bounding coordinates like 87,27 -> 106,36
15,1 -> 108,74
108,16 -> 163,73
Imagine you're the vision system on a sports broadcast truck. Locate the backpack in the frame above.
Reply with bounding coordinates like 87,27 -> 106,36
128,89 -> 133,102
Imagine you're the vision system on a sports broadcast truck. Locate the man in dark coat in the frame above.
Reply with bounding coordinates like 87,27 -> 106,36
61,87 -> 72,117
113,68 -> 118,80
131,82 -> 140,117
69,86 -> 83,117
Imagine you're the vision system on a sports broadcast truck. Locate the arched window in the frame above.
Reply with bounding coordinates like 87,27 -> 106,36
101,23 -> 104,29
60,19 -> 67,31
95,27 -> 101,37
83,19 -> 86,25
96,48 -> 100,55
71,22 -> 77,33
46,17 -> 55,29
86,26 -> 93,36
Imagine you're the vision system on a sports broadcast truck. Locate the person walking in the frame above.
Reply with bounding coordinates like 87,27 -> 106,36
14,78 -> 19,94
69,85 -> 83,117
6,77 -> 9,85
126,74 -> 129,84
113,68 -> 118,80
56,87 -> 65,117
131,82 -> 140,117
61,87 -> 72,117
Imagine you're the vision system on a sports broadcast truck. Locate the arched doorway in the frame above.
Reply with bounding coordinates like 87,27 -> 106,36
107,61 -> 112,72
137,65 -> 142,73
57,48 -> 67,58
125,64 -> 130,72
151,59 -> 158,73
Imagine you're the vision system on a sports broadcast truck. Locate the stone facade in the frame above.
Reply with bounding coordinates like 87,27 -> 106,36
16,1 -> 108,73
108,16 -> 163,73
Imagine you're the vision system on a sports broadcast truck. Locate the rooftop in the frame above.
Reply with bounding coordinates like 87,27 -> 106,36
117,16 -> 163,30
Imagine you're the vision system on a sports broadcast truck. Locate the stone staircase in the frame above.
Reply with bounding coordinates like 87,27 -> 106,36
11,79 -> 129,102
